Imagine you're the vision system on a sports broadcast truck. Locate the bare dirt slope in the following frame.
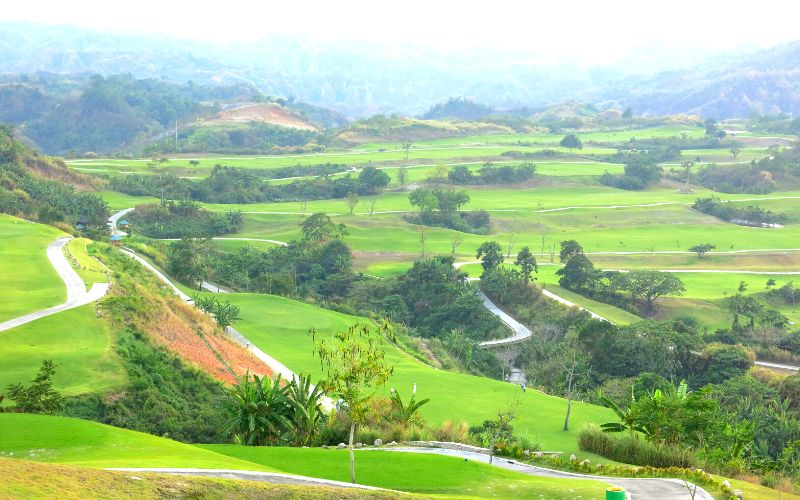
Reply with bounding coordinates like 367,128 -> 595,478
207,104 -> 318,131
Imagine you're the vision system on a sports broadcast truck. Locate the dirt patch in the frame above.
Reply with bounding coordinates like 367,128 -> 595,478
207,103 -> 318,131
148,300 -> 271,385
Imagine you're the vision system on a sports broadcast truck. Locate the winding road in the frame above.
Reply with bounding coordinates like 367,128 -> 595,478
0,236 -> 109,333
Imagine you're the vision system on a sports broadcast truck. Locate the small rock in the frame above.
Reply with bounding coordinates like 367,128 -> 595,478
337,443 -> 346,449
523,450 -> 531,457
389,441 -> 397,446
374,439 -> 383,446
535,452 -> 543,458
321,445 -> 328,449
580,459 -> 590,466
569,454 -> 577,461
721,480 -> 730,489
302,446 -> 309,448
355,442 -> 363,448
733,490 -> 743,500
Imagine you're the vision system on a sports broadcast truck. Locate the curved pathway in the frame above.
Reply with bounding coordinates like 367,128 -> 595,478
372,447 -> 712,500
477,292 -> 532,347
0,237 -> 109,333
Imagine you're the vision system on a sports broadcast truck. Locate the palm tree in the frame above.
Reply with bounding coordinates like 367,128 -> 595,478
286,374 -> 325,446
390,388 -> 430,427
224,372 -> 292,445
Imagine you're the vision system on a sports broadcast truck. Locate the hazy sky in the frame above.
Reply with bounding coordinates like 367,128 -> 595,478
3,0 -> 798,63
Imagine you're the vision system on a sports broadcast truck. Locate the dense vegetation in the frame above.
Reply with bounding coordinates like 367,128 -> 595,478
407,187 -> 491,234
0,125 -> 108,226
112,165 -> 389,205
696,146 -> 800,193
146,123 -> 318,155
130,200 -> 244,238
693,197 -> 787,225
63,246 -> 230,443
447,162 -> 536,185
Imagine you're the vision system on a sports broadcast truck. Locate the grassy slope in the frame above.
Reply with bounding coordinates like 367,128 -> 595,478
202,445 -> 606,499
216,293 -> 614,457
0,414 -> 271,470
0,305 -> 126,397
66,237 -> 108,290
0,458 -> 400,500
0,214 -> 65,323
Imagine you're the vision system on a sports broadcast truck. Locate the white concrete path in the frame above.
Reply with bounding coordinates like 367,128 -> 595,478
0,237 -> 109,333
477,292 -> 532,347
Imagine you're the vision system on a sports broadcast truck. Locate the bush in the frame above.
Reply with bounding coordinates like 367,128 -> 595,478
578,425 -> 697,468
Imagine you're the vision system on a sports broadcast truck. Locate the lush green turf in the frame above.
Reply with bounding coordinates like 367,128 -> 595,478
211,293 -> 614,458
66,238 -> 108,290
202,445 -> 607,498
0,305 -> 126,398
0,215 -> 66,323
0,414 -> 271,470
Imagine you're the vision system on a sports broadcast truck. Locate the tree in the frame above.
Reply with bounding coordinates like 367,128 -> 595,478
557,254 -> 596,291
189,159 -> 200,167
476,241 -> 504,272
488,398 -> 519,464
515,246 -> 538,283
389,388 -> 430,427
623,270 -> 685,313
167,237 -> 213,289
729,141 -> 743,159
408,188 -> 438,215
559,240 -> 584,263
310,322 -> 394,483
286,374 -> 325,447
689,243 -> 716,258
223,372 -> 292,446
400,141 -> 413,161
419,226 -> 429,257
397,167 -> 408,188
5,360 -> 64,414
367,199 -> 377,215
212,300 -> 241,330
300,213 -> 346,246
450,234 -> 464,254
560,134 -> 582,151
357,167 -> 390,195
680,160 -> 694,192
345,192 -> 359,214
561,338 -> 588,431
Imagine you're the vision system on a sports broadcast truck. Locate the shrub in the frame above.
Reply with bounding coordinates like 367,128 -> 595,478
578,425 -> 697,468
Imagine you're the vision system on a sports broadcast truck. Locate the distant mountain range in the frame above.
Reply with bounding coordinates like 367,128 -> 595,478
0,22 -> 798,122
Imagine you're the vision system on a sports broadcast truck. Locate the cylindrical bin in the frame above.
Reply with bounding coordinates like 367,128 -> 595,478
605,486 -> 627,500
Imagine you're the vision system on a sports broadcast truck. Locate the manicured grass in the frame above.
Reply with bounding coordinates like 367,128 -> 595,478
0,414 -> 271,470
0,305 -> 126,398
0,215 -> 65,323
210,293 -> 615,458
66,238 -> 107,290
201,446 -> 607,498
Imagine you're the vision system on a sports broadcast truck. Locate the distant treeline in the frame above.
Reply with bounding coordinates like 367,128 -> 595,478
447,162 -> 536,185
111,165 -> 389,204
693,197 -> 787,225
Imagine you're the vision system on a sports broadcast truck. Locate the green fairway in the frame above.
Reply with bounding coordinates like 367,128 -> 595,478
0,215 -> 65,323
211,293 -> 615,458
202,445 -> 607,498
0,305 -> 126,398
0,414 -> 271,470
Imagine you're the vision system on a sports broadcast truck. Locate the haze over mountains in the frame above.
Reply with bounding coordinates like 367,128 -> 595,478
0,21 -> 799,120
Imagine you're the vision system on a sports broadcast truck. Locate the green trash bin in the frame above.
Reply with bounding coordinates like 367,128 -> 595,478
605,486 -> 626,500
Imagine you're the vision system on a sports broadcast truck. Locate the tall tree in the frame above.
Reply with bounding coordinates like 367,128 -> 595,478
476,241 -> 504,272
559,134 -> 582,151
515,246 -> 538,283
310,322 -> 394,483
